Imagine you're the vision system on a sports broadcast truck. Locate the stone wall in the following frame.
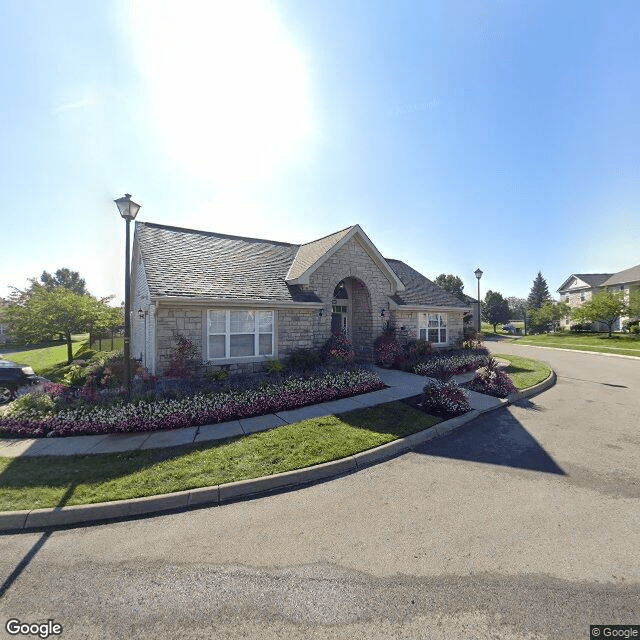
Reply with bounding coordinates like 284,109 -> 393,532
156,306 -> 204,375
391,309 -> 465,347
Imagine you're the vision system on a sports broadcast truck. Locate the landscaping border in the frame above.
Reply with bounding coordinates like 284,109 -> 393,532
0,368 -> 557,534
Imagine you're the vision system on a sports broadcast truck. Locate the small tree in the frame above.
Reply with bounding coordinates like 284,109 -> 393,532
571,291 -> 628,337
482,290 -> 510,332
5,286 -> 114,363
628,288 -> 640,321
507,296 -> 527,321
527,272 -> 551,310
529,300 -> 571,332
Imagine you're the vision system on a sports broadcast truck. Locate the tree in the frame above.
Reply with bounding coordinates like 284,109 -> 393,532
628,288 -> 640,321
528,300 -> 572,332
527,272 -> 551,310
482,290 -> 510,332
39,268 -> 87,296
507,296 -> 527,321
5,286 -> 117,363
434,274 -> 465,301
571,291 -> 628,337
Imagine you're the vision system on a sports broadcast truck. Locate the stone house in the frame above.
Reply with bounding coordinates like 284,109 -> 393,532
131,222 -> 470,375
557,264 -> 640,331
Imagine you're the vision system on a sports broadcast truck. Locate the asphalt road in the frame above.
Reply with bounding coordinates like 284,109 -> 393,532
0,343 -> 638,639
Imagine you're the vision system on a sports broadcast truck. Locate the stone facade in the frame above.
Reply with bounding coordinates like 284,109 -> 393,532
392,309 -> 465,348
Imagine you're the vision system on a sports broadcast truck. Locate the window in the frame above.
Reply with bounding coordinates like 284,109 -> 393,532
207,310 -> 274,359
419,313 -> 447,344
580,292 -> 586,302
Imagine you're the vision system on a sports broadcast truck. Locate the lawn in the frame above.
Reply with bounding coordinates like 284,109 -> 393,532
1,334 -> 88,372
494,352 -> 551,390
481,322 -> 524,336
0,402 -> 440,511
516,332 -> 640,357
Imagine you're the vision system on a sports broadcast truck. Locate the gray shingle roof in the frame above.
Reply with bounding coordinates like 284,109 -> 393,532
572,274 -> 614,287
136,222 -> 468,309
136,222 -> 320,302
386,260 -> 470,309
602,264 -> 640,286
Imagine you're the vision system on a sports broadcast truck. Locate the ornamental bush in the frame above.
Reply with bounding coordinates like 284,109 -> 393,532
421,379 -> 470,418
321,330 -> 355,364
410,349 -> 490,378
466,358 -> 517,398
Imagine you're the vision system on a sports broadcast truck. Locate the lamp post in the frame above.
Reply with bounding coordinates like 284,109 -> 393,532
114,193 -> 141,392
474,268 -> 483,333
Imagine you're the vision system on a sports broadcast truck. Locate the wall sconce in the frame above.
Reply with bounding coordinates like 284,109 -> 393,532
138,309 -> 144,319
319,309 -> 324,317
380,310 -> 386,317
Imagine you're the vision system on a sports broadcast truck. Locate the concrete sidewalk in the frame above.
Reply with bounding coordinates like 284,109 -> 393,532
0,366 -> 504,458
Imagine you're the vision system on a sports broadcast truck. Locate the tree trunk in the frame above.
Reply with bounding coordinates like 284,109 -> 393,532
66,331 -> 73,364
493,323 -> 498,333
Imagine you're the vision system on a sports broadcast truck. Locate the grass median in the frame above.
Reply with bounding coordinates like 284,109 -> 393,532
0,402 -> 440,512
516,332 -> 640,357
494,353 -> 551,390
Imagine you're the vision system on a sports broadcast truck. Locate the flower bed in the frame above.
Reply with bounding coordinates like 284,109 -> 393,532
466,360 -> 517,398
409,348 -> 490,378
0,367 -> 385,438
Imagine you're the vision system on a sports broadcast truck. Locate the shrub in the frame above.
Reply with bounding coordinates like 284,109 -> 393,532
164,333 -> 199,378
286,348 -> 321,371
62,365 -> 85,388
421,379 -> 470,418
265,359 -> 286,374
467,357 -> 517,398
203,369 -> 230,384
321,331 -> 355,364
411,349 -> 490,378
374,333 -> 405,366
630,325 -> 640,335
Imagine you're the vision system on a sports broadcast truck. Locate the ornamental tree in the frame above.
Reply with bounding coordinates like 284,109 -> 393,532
5,285 -> 118,363
571,291 -> 628,337
434,274 -> 465,301
528,300 -> 572,332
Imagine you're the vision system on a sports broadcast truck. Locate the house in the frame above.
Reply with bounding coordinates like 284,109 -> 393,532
131,222 -> 470,375
557,264 -> 640,331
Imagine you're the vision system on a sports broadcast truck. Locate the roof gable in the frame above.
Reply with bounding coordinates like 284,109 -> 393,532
557,273 -> 613,292
286,224 -> 405,291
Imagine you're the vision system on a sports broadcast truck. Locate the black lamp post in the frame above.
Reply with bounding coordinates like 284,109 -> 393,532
474,268 -> 483,332
114,193 -> 141,392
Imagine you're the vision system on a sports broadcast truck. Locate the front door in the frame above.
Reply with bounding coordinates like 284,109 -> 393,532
331,303 -> 349,336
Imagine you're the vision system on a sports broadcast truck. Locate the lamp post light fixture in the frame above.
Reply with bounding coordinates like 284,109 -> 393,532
114,193 -> 141,392
474,268 -> 483,333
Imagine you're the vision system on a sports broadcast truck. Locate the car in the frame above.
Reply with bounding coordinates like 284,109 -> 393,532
0,360 -> 39,404
502,323 -> 516,333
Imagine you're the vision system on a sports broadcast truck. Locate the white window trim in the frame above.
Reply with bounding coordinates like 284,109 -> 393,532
418,312 -> 448,345
207,309 -> 274,361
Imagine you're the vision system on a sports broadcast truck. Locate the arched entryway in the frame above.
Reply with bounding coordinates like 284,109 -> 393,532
331,277 -> 373,360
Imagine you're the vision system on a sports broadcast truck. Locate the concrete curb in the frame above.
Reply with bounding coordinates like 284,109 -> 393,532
0,369 -> 557,534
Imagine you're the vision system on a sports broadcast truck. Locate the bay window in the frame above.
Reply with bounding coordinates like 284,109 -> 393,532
419,313 -> 447,344
208,310 -> 274,359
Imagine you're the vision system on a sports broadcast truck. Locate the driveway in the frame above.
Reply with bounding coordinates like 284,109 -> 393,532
0,345 -> 638,639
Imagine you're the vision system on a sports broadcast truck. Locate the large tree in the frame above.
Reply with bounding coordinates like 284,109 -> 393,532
482,290 -> 511,332
628,288 -> 640,321
39,268 -> 88,295
5,285 -> 118,363
507,296 -> 528,321
527,272 -> 551,310
571,291 -> 628,337
434,274 -> 465,301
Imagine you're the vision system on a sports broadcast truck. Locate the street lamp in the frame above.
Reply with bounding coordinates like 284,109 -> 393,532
474,268 -> 483,333
114,193 -> 141,392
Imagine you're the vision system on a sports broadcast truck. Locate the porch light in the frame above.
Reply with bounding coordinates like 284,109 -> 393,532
138,309 -> 144,319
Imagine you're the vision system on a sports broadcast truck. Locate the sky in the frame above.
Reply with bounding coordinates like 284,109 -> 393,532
1,0 -> 638,306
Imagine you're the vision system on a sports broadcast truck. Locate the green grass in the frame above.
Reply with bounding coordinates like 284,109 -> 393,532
517,332 -> 640,357
90,336 -> 124,352
481,322 -> 524,336
1,334 -> 89,372
0,402 -> 440,512
494,353 -> 551,390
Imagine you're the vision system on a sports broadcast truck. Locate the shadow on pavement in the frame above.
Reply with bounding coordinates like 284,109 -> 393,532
413,407 -> 565,475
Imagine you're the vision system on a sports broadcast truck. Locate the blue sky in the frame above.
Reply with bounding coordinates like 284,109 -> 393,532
1,0 -> 638,305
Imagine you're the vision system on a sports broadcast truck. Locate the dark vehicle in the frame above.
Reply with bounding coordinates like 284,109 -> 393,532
0,360 -> 38,404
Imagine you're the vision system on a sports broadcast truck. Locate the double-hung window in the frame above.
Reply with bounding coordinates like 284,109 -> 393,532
419,313 -> 447,344
208,310 -> 274,359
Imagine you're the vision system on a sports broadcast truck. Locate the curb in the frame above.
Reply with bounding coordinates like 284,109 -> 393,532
0,370 -> 556,534
499,343 -> 640,361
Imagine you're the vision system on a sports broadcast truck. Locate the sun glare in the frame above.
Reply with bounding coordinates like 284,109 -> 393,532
128,0 -> 313,184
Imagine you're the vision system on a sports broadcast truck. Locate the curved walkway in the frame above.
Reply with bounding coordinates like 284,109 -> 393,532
0,364 -> 555,532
